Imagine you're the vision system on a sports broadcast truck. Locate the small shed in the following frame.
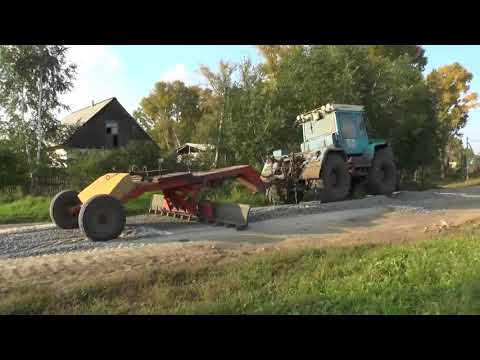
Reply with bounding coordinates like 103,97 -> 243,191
176,143 -> 214,163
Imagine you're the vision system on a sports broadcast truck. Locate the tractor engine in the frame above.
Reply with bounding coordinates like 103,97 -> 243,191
261,152 -> 306,204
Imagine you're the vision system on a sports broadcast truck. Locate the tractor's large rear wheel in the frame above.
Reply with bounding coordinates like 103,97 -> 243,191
367,147 -> 397,195
50,190 -> 81,229
79,195 -> 125,241
320,153 -> 351,203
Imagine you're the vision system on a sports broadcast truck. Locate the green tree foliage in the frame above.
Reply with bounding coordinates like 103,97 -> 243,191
134,80 -> 203,152
426,63 -> 479,178
256,45 -> 304,83
0,140 -> 29,187
223,59 -> 290,167
198,61 -> 237,167
273,45 -> 438,173
195,59 -> 292,169
131,45 -> 477,186
65,141 -> 162,189
368,45 -> 427,71
0,45 -> 76,180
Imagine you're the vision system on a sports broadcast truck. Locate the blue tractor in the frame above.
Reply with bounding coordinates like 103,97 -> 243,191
261,104 -> 398,204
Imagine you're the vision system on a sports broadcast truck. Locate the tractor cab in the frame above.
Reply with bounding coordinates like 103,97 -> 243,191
297,104 -> 369,156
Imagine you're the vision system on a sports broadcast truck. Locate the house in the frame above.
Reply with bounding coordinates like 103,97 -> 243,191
176,143 -> 214,163
52,97 -> 159,163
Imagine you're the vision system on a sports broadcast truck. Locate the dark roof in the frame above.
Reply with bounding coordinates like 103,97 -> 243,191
62,98 -> 115,127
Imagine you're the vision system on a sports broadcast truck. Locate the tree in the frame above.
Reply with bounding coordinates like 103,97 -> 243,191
368,45 -> 427,71
256,45 -> 304,82
0,45 -> 76,183
198,61 -> 237,167
273,45 -> 439,175
133,45 -> 478,187
222,59 -> 289,167
426,63 -> 479,178
134,80 -> 203,152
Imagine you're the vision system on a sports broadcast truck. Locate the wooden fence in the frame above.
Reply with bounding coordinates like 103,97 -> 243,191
0,175 -> 70,198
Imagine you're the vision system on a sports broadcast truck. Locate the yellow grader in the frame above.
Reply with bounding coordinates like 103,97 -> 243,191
50,165 -> 265,242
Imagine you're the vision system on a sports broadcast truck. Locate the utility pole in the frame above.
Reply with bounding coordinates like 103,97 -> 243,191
466,137 -> 470,181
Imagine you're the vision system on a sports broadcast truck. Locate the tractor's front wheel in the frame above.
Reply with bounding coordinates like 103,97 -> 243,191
367,147 -> 397,195
320,153 -> 351,203
50,190 -> 81,229
79,195 -> 126,241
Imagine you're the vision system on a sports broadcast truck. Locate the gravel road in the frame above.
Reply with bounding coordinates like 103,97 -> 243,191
2,187 -> 480,260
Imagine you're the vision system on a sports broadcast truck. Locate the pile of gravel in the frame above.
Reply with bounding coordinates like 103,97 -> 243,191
387,205 -> 446,215
249,195 -> 394,223
0,216 -> 193,260
249,190 -> 453,222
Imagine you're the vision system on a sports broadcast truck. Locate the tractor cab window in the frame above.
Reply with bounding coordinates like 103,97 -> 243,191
358,114 -> 367,137
337,112 -> 358,139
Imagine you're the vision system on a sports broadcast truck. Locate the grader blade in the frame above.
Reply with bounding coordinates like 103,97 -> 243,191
212,203 -> 251,230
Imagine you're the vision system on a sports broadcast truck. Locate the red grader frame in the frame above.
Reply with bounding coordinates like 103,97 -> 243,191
50,165 -> 265,242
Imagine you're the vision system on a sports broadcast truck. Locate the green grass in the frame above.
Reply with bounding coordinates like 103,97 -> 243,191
3,227 -> 480,314
0,196 -> 51,224
124,193 -> 155,215
0,193 -> 155,225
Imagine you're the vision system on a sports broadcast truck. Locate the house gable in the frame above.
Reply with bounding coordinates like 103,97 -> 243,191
63,98 -> 159,150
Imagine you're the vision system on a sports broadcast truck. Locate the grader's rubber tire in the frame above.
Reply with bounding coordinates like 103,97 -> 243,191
320,153 -> 351,203
79,195 -> 125,242
50,190 -> 81,229
367,148 -> 397,195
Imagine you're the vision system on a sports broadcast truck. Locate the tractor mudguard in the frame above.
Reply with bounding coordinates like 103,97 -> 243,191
365,142 -> 390,161
300,147 -> 346,180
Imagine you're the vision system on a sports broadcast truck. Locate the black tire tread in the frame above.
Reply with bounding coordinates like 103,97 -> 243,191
320,152 -> 351,203
79,195 -> 125,242
50,190 -> 81,229
367,147 -> 397,195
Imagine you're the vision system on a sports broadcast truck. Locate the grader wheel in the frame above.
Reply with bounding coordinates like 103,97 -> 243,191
79,195 -> 126,242
50,190 -> 81,229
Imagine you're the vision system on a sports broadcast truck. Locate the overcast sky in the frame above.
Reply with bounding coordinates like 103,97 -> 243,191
60,45 -> 480,152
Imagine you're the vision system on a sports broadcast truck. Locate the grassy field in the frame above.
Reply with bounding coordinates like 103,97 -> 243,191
0,193 -> 156,225
3,225 -> 480,314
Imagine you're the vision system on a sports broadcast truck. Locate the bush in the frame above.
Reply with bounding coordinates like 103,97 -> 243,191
0,143 -> 29,187
66,141 -> 163,189
0,186 -> 25,203
200,179 -> 268,207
